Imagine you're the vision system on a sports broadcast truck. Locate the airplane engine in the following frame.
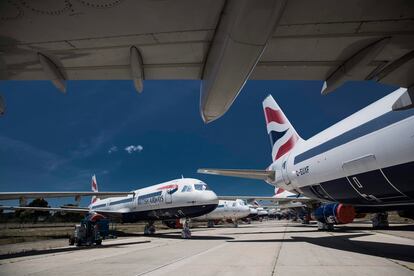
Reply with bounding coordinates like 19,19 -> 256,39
313,203 -> 355,225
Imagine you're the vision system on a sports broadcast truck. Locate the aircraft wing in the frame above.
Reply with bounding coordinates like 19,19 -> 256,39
218,195 -> 312,203
0,206 -> 125,218
198,168 -> 275,181
1,0 -> 413,122
0,205 -> 90,213
0,192 -> 134,200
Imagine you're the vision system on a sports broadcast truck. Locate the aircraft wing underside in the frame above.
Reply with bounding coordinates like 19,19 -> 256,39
1,0 -> 413,122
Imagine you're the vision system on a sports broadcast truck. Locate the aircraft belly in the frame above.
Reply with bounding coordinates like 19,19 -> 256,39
120,203 -> 217,223
300,161 -> 414,207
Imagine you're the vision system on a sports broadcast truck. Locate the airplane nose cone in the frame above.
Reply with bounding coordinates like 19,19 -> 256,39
207,190 -> 219,205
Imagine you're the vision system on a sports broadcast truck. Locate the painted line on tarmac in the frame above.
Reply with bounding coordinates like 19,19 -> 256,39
271,223 -> 288,276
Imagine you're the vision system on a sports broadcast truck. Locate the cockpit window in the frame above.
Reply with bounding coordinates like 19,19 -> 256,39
181,185 -> 193,192
194,183 -> 210,191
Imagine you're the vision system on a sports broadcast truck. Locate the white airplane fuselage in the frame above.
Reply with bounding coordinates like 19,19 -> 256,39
193,199 -> 250,221
267,88 -> 414,209
89,178 -> 218,222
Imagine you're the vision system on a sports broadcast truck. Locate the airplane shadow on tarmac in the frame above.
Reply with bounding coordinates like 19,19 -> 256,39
223,229 -> 321,235
0,240 -> 151,260
227,233 -> 414,263
116,231 -> 234,241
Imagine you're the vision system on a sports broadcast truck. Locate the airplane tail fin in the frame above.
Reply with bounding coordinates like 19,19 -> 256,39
274,187 -> 285,198
91,175 -> 99,204
262,95 -> 302,161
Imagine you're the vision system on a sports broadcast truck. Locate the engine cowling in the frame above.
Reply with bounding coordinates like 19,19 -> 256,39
313,203 -> 355,224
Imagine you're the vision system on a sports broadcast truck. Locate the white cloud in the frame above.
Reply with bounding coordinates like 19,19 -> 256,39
125,145 -> 143,154
108,146 -> 118,154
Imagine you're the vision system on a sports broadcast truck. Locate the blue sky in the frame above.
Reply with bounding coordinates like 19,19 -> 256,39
0,79 -> 396,206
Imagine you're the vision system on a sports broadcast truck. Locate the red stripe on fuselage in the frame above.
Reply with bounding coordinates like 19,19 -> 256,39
264,107 -> 286,125
275,134 -> 298,160
157,184 -> 178,190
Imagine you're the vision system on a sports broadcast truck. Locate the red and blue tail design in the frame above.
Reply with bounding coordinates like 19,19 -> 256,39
91,175 -> 99,204
263,95 -> 302,161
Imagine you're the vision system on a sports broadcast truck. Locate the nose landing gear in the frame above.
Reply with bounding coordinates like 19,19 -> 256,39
181,218 -> 192,239
144,221 -> 156,235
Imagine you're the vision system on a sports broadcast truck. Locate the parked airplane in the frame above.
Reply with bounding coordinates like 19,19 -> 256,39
199,87 -> 414,230
192,199 -> 250,227
0,176 -> 219,238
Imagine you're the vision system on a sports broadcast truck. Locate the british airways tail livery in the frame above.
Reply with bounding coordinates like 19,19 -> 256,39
91,174 -> 99,204
199,87 -> 414,229
263,95 -> 302,161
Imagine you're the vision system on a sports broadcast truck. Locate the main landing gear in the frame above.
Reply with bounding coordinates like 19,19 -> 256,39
207,220 -> 215,228
372,212 -> 389,229
144,221 -> 156,235
232,219 -> 239,228
317,222 -> 334,231
181,218 -> 191,239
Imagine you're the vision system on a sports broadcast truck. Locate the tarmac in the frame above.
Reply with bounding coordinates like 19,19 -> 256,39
0,220 -> 413,276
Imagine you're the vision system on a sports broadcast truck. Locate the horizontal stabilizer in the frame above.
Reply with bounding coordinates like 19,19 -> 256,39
218,196 -> 276,201
218,196 -> 312,203
198,168 -> 275,181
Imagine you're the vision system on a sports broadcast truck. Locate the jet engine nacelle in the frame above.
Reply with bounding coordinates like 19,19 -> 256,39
313,203 -> 355,224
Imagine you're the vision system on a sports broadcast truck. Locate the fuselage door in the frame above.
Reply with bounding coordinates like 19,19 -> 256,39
165,189 -> 173,204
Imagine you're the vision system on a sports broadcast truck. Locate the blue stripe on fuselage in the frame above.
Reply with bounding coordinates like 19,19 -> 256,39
294,109 -> 414,165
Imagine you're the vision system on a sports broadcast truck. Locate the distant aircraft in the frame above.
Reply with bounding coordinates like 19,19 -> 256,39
0,176 -> 219,238
192,199 -> 250,227
1,0 -> 413,121
199,87 -> 414,230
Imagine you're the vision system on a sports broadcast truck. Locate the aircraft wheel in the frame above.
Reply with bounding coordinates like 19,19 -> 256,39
317,222 -> 334,231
